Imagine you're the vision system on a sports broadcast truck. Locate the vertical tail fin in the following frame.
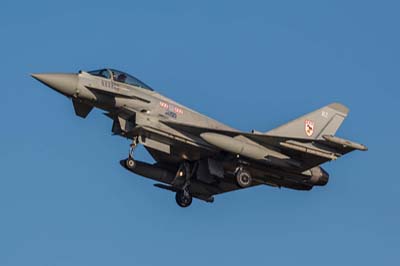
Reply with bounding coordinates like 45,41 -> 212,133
266,103 -> 349,140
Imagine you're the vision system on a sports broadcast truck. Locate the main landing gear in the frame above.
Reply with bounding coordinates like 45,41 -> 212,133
173,161 -> 194,208
235,166 -> 252,188
123,137 -> 194,208
175,190 -> 193,208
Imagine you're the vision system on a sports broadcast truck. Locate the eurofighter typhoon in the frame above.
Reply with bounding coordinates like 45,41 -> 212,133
32,69 -> 367,207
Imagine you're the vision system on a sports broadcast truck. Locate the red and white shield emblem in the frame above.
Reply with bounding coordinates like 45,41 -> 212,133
304,119 -> 315,137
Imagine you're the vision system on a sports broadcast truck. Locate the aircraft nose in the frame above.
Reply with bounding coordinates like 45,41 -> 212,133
31,73 -> 78,97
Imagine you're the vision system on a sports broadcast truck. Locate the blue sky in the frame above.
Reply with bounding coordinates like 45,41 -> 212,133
0,1 -> 399,265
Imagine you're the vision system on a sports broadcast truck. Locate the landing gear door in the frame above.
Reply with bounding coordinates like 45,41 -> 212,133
208,158 -> 224,179
196,158 -> 225,184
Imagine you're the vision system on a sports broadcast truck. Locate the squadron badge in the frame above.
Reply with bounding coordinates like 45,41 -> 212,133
305,119 -> 315,137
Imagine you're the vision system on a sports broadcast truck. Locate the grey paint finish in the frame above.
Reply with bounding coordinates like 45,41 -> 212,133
266,103 -> 348,140
32,73 -> 78,97
31,68 -> 367,206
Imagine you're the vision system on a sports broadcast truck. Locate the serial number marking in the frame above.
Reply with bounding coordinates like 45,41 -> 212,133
160,101 -> 184,119
165,110 -> 177,119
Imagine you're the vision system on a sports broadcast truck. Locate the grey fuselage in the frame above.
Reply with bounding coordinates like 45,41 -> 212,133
32,68 -> 366,203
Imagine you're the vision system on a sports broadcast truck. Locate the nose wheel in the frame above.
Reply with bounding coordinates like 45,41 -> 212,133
125,157 -> 136,169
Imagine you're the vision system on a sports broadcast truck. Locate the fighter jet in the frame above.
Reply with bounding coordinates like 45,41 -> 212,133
31,69 -> 367,207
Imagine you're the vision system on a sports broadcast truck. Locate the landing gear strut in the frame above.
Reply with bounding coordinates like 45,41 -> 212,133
125,136 -> 138,170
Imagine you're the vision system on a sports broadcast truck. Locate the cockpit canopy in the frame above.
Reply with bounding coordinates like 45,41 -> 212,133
88,69 -> 153,91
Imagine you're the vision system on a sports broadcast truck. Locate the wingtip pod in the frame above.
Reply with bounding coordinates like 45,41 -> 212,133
323,135 -> 368,151
328,102 -> 349,116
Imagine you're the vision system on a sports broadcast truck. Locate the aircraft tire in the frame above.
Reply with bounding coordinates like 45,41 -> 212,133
126,158 -> 136,169
236,169 -> 252,188
175,191 -> 192,208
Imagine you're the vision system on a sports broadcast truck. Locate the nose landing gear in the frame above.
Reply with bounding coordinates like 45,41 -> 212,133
126,157 -> 136,169
125,136 -> 138,170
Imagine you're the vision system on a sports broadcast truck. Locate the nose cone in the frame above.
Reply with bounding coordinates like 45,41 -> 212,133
31,73 -> 78,97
